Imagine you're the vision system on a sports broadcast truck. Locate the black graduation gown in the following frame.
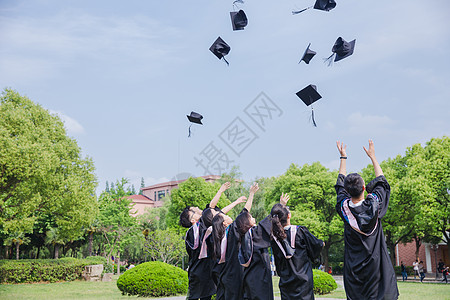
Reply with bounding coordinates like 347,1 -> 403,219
185,207 -> 217,299
335,174 -> 399,300
215,209 -> 249,300
271,225 -> 323,300
241,215 -> 273,300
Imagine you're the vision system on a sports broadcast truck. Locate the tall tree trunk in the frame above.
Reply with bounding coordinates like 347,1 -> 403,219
55,244 -> 60,259
88,232 -> 93,256
385,230 -> 396,266
414,236 -> 421,260
116,251 -> 121,276
36,246 -> 40,259
15,242 -> 20,260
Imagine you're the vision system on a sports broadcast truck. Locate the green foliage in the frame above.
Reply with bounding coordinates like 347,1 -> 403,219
312,269 -> 338,294
116,261 -> 188,297
144,228 -> 185,266
0,88 -> 97,242
166,177 -> 231,228
0,257 -> 105,283
393,265 -> 414,276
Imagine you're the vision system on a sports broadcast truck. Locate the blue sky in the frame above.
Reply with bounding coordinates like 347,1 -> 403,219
1,0 -> 449,194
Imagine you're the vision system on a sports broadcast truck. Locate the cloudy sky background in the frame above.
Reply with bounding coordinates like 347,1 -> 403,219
1,0 -> 449,194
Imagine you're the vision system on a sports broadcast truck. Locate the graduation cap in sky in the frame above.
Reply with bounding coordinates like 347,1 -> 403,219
292,0 -> 336,14
230,10 -> 248,31
209,37 -> 231,65
299,43 -> 316,64
187,111 -> 203,137
324,37 -> 356,66
296,84 -> 322,127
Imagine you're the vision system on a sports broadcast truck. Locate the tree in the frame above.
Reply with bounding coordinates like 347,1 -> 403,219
45,227 -> 65,259
265,162 -> 343,269
97,178 -> 137,273
139,177 -> 145,195
144,229 -> 185,265
4,232 -> 30,260
166,177 -> 231,228
0,89 -> 98,245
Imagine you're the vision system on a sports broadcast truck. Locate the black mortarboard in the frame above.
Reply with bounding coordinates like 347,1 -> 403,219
299,43 -> 316,64
296,84 -> 322,127
292,0 -> 336,14
230,10 -> 248,31
187,111 -> 203,137
332,37 -> 356,62
209,37 -> 231,65
187,111 -> 203,125
314,0 -> 336,11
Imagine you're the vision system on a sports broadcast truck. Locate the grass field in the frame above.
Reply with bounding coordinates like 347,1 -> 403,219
0,276 -> 449,300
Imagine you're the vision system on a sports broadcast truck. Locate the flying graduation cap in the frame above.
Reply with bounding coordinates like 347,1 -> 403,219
292,0 -> 336,14
324,37 -> 356,66
209,37 -> 231,65
299,43 -> 316,64
230,10 -> 248,31
296,84 -> 322,127
186,111 -> 203,137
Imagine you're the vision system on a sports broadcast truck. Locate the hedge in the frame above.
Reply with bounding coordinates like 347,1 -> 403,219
0,256 -> 107,284
394,265 -> 414,276
116,261 -> 188,297
313,269 -> 338,295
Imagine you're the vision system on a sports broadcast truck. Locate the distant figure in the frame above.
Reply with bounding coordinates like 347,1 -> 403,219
413,259 -> 420,279
127,263 -> 135,270
442,266 -> 449,283
335,140 -> 399,300
328,266 -> 332,274
418,261 -> 425,282
438,259 -> 445,278
401,261 -> 407,281
319,264 -> 325,272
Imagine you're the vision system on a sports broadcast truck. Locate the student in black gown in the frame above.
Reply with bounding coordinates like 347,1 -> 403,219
271,193 -> 324,300
180,182 -> 244,300
211,183 -> 259,300
335,140 -> 399,300
238,188 -> 273,300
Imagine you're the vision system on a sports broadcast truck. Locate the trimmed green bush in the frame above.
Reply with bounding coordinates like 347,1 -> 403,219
116,261 -> 188,297
394,265 -> 414,276
313,269 -> 338,295
0,257 -> 106,283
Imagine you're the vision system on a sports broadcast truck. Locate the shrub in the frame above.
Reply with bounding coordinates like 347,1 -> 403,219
113,264 -> 126,273
0,257 -> 106,283
313,269 -> 338,295
394,265 -> 414,276
116,261 -> 188,297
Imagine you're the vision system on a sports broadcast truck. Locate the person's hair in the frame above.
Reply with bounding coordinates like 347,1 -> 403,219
179,206 -> 192,228
235,210 -> 253,239
202,208 -> 214,227
344,173 -> 365,197
212,213 -> 225,260
271,203 -> 289,240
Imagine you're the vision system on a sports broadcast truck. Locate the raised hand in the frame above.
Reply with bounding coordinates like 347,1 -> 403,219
363,139 -> 375,159
336,141 -> 347,157
220,182 -> 232,192
235,196 -> 247,204
280,192 -> 290,206
249,182 -> 259,194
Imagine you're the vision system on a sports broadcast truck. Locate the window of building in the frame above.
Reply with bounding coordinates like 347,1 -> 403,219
158,190 -> 166,200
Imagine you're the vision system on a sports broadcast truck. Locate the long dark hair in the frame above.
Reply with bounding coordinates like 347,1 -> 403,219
212,213 -> 225,260
271,203 -> 289,241
235,210 -> 253,241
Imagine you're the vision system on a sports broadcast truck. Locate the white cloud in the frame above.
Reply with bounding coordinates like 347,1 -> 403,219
50,110 -> 84,134
346,112 -> 396,136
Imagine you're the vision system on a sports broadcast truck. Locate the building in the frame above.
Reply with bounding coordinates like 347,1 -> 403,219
127,175 -> 221,216
395,241 -> 449,275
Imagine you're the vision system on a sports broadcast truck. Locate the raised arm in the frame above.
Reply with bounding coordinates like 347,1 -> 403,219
336,141 -> 347,176
363,139 -> 383,177
244,183 -> 259,212
221,196 -> 246,214
209,182 -> 231,209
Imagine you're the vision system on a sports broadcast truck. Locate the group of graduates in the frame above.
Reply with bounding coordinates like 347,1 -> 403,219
180,140 -> 399,300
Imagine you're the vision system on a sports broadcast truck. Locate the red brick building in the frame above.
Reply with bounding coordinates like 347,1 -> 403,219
396,241 -> 449,274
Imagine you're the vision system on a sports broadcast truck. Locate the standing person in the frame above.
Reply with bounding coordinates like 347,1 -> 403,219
413,259 -> 420,279
271,193 -> 324,300
438,259 -> 445,279
335,140 -> 399,300
442,266 -> 449,283
418,261 -> 425,283
211,183 -> 260,300
400,261 -> 407,281
179,182 -> 235,300
239,187 -> 273,300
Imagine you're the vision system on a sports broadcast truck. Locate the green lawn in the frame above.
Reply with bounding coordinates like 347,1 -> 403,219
0,276 -> 449,300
